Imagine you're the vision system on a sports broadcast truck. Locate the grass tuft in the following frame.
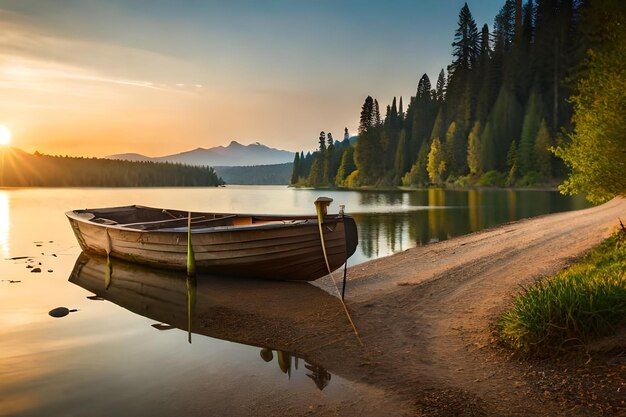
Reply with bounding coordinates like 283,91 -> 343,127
497,229 -> 626,356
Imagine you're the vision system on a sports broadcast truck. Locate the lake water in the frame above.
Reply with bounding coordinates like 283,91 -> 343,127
0,186 -> 590,416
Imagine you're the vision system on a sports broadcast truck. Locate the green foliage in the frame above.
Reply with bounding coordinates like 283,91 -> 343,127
354,129 -> 383,184
553,0 -> 626,204
449,2 -> 479,75
516,171 -> 539,187
402,141 -> 430,187
343,169 -> 360,188
506,140 -> 518,186
299,1 -> 605,191
427,137 -> 446,185
480,85 -> 523,172
518,86 -> 543,175
476,170 -> 505,187
0,149 -> 223,187
435,69 -> 446,102
335,145 -> 356,186
497,231 -> 626,355
467,121 -> 483,176
445,121 -> 467,176
394,129 -> 409,184
290,152 -> 300,184
307,157 -> 324,186
534,119 -> 552,181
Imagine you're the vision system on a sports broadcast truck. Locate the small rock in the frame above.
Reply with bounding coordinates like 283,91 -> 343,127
49,307 -> 77,318
52,254 -> 57,257
26,265 -> 33,269
47,269 -> 53,273
31,268 -> 41,273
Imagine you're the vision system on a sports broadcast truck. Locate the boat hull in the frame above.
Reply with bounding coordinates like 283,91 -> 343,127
67,205 -> 358,281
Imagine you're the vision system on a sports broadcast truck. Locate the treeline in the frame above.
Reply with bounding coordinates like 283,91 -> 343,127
0,148 -> 224,187
214,163 -> 293,185
292,0 -> 595,188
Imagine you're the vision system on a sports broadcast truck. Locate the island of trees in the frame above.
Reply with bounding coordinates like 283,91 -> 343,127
0,148 -> 224,187
290,0 -> 625,203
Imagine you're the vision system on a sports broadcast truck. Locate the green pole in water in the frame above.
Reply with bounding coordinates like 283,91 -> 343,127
187,212 -> 196,277
186,275 -> 196,344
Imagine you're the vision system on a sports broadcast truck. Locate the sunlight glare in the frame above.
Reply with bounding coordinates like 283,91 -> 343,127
0,191 -> 9,258
0,125 -> 12,145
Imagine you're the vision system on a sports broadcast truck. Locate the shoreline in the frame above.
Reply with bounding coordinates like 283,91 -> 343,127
199,197 -> 625,416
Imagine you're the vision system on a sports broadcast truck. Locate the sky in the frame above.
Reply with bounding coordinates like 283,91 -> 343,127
0,0 -> 504,157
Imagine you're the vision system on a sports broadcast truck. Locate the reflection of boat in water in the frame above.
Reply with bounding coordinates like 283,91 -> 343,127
69,253 -> 342,389
66,201 -> 358,281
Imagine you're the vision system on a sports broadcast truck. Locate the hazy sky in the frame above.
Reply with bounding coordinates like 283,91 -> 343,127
0,0 -> 504,156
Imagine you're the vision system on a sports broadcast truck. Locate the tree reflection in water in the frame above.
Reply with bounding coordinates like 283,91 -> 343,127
353,189 -> 590,259
259,348 -> 331,391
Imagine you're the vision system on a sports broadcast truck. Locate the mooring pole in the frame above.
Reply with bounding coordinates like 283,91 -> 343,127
339,204 -> 347,300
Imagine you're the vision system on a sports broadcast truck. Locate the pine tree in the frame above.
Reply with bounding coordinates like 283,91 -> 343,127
480,85 -> 523,172
427,137 -> 446,185
335,145 -> 356,186
467,121 -> 483,176
534,119 -> 551,180
506,139 -> 518,185
518,86 -> 543,175
290,152 -> 300,184
359,96 -> 375,134
436,69 -> 446,102
450,120 -> 468,176
318,131 -> 326,152
373,99 -> 382,126
343,127 -> 349,142
493,0 -> 516,53
474,24 -> 494,124
449,3 -> 479,76
325,132 -> 335,185
308,158 -> 323,186
394,129 -> 409,184
447,3 -> 478,136
417,74 -> 432,99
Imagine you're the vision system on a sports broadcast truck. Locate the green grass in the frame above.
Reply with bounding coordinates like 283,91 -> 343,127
497,229 -> 626,356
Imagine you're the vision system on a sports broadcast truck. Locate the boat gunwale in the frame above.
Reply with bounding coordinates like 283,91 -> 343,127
65,204 -> 347,234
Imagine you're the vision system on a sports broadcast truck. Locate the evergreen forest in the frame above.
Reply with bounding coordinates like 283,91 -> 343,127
0,148 -> 224,187
290,0 -> 625,203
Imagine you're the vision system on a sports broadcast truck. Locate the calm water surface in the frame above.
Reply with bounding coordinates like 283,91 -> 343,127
0,186 -> 591,416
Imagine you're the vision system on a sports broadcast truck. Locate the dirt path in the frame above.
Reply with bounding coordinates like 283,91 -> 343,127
304,197 -> 626,416
198,198 -> 626,416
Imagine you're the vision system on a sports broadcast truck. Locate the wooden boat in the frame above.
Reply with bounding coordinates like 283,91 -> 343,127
66,199 -> 358,281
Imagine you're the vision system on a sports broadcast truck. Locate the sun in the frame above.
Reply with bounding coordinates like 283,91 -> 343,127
0,125 -> 12,146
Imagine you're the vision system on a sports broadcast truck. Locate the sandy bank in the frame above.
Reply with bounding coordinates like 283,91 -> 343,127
200,197 -> 626,416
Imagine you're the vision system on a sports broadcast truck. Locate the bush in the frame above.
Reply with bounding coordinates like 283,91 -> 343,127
497,231 -> 626,355
516,171 -> 539,187
476,170 -> 505,187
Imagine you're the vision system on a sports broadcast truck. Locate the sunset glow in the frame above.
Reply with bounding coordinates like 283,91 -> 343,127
0,1 -> 503,157
0,125 -> 11,145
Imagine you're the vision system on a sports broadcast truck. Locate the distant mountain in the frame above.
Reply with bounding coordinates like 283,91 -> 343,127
214,163 -> 292,185
107,141 -> 295,167
105,152 -> 152,162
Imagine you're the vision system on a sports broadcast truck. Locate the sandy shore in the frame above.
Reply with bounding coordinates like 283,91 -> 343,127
198,198 -> 626,416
